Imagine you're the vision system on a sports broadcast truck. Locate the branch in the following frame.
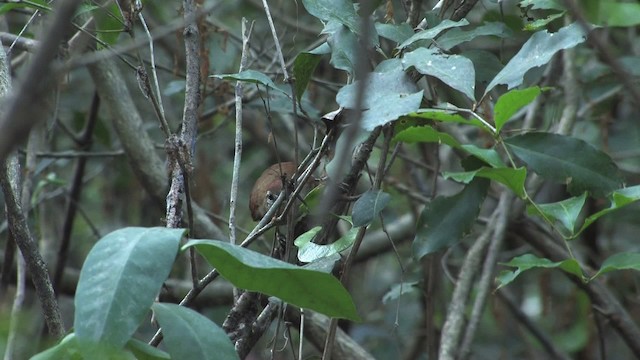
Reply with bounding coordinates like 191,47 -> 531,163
87,57 -> 226,240
0,0 -> 83,161
0,157 -> 65,338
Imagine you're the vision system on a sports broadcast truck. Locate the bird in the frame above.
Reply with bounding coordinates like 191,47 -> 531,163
249,161 -> 298,221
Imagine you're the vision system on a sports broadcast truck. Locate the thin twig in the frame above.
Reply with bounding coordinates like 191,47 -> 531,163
438,207 -> 500,360
458,191 -> 513,359
53,92 -> 100,292
229,19 -> 253,247
0,0 -> 84,161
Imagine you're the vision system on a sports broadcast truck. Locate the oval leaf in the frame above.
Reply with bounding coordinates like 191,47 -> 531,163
398,19 -> 469,49
352,190 -> 391,227
505,132 -> 623,197
211,70 -> 289,97
183,240 -> 360,321
74,227 -> 184,347
493,86 -> 542,133
337,69 -> 423,130
444,167 -> 527,198
393,126 -> 461,148
593,253 -> 640,279
295,226 -> 356,263
302,0 -> 359,35
402,47 -> 476,101
152,303 -> 238,360
526,193 -> 587,237
485,22 -> 588,93
497,253 -> 584,289
413,179 -> 489,259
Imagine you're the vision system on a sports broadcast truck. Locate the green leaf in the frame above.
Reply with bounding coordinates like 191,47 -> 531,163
32,332 -> 137,360
302,0 -> 359,35
152,303 -> 239,360
437,22 -> 514,50
407,109 -> 486,129
520,0 -> 565,11
592,1 -> 640,27
402,47 -> 476,101
0,0 -> 50,15
326,24 -> 359,75
336,69 -> 423,131
93,3 -> 123,48
527,193 -> 587,236
413,179 -> 489,259
444,167 -> 527,198
382,281 -> 420,304
593,253 -> 640,279
493,86 -> 542,133
31,333 -> 80,360
375,22 -> 414,44
394,126 -> 461,148
460,145 -> 506,168
524,12 -> 566,31
293,52 -> 322,102
295,226 -> 357,263
184,240 -> 360,321
575,185 -> 640,237
505,132 -> 623,197
398,19 -> 469,49
497,254 -> 584,289
352,190 -> 391,227
125,338 -> 171,360
74,227 -> 184,348
212,70 -> 289,97
485,22 -> 588,93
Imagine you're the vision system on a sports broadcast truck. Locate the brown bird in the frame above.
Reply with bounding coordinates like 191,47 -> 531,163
249,162 -> 298,221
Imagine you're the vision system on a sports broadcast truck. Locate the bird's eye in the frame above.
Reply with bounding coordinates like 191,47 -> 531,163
266,191 -> 277,203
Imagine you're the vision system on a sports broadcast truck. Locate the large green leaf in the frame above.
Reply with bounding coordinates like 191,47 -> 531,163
152,303 -> 238,360
493,86 -> 542,133
497,254 -> 584,289
398,19 -> 469,49
443,167 -> 527,198
485,22 -> 588,93
505,132 -> 623,197
437,22 -> 513,51
74,227 -> 184,348
413,179 -> 489,259
302,0 -> 359,35
352,189 -> 391,227
402,47 -> 476,101
183,240 -> 360,321
336,69 -> 423,130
